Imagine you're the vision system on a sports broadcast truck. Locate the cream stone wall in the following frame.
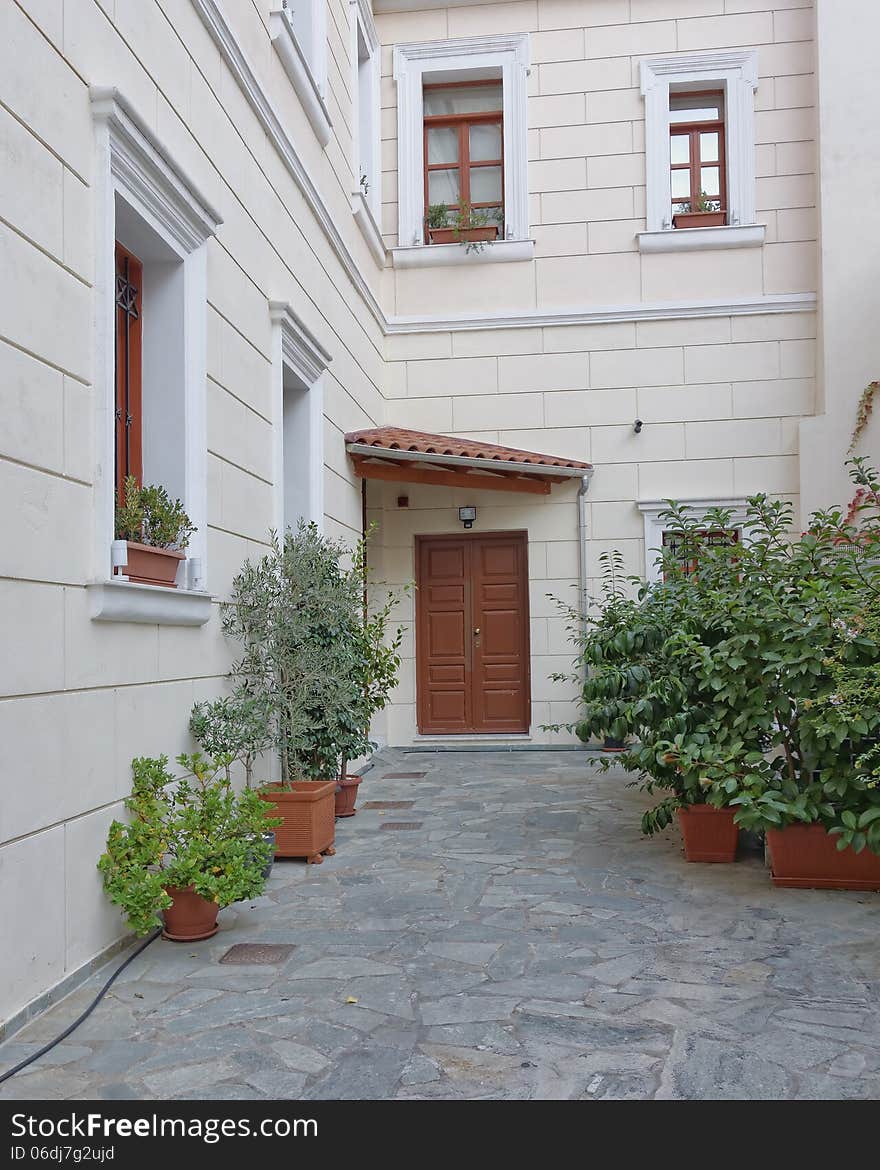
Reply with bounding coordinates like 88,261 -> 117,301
1,0 -> 830,1031
0,0 -> 383,1032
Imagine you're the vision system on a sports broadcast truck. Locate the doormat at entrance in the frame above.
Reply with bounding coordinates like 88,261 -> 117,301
361,800 -> 416,809
219,943 -> 295,965
380,822 -> 424,831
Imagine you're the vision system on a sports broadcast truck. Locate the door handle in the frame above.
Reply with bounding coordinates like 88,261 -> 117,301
473,628 -> 480,636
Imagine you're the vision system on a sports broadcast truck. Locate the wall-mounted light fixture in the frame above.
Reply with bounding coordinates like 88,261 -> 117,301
458,505 -> 476,529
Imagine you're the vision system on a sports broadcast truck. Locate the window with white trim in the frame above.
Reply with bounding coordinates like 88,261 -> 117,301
284,0 -> 326,96
639,51 -> 763,253
392,34 -> 531,263
270,3 -> 332,148
89,88 -> 220,625
638,499 -> 749,585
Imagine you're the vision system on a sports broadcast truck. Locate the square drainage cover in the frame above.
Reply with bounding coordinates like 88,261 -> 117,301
219,943 -> 294,965
382,772 -> 427,779
361,800 -> 416,810
380,822 -> 424,831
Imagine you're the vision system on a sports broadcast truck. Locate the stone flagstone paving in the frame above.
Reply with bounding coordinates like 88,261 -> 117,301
2,750 -> 879,1100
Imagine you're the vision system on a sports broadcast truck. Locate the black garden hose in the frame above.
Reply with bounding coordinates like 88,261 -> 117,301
0,930 -> 161,1086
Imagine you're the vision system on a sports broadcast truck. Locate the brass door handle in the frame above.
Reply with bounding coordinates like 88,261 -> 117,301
473,628 -> 480,636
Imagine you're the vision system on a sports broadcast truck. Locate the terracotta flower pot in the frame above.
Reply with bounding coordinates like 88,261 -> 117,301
259,780 -> 336,864
672,210 -> 726,229
161,885 -> 220,941
766,823 -> 880,890
428,225 -> 499,246
335,773 -> 362,818
118,541 -> 185,587
677,805 -> 739,863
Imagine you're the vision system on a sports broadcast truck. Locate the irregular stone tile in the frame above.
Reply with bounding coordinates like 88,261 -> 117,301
420,997 -> 520,1026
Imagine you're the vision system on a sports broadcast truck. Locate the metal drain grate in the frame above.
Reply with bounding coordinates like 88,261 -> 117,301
382,772 -> 427,779
380,821 -> 424,831
219,943 -> 295,965
361,800 -> 416,810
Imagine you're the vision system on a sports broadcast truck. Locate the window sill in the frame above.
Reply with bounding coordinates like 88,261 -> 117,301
88,580 -> 213,626
638,223 -> 765,253
351,191 -> 386,266
391,238 -> 534,269
269,8 -> 332,149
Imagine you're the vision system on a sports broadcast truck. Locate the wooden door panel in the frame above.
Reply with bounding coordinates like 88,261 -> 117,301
417,532 -> 529,735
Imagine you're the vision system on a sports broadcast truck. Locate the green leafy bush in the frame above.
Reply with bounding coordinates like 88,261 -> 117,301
98,753 -> 280,935
114,475 -> 196,550
549,460 -> 880,849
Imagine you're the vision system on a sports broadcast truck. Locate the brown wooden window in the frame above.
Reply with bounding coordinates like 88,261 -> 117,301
669,91 -> 726,223
114,242 -> 143,501
423,80 -> 503,242
662,527 -> 739,579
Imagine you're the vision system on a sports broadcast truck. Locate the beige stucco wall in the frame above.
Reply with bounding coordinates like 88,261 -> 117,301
0,0 -> 830,1030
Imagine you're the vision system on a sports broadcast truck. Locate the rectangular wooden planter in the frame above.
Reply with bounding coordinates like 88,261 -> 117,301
766,823 -> 880,890
677,805 -> 739,862
259,780 -> 336,863
672,211 -> 726,229
118,541 -> 185,587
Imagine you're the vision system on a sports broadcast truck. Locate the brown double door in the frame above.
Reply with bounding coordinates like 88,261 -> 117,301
416,532 -> 530,735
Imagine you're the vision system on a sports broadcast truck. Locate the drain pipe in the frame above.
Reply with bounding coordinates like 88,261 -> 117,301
576,472 -> 594,673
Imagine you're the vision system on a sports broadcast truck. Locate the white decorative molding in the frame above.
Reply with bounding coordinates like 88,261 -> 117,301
393,33 -> 531,248
269,7 -> 332,148
638,223 -> 765,253
269,301 -> 331,536
352,191 -> 387,266
90,88 -> 218,588
88,581 -> 213,626
90,87 -> 222,252
385,291 -> 817,335
193,0 -> 385,329
638,496 -> 750,584
640,50 -> 759,235
391,238 -> 534,268
350,0 -> 382,222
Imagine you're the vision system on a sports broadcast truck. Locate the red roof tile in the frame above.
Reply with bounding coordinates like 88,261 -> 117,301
344,426 -> 591,472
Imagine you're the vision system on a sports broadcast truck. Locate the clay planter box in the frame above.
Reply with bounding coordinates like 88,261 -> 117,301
428,225 -> 499,246
260,780 -> 336,864
335,773 -> 362,818
161,885 -> 220,941
672,211 -> 726,229
119,541 -> 185,587
677,805 -> 739,862
766,823 -> 880,890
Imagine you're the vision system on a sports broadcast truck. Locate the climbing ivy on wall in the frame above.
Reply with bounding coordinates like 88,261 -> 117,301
850,380 -> 880,453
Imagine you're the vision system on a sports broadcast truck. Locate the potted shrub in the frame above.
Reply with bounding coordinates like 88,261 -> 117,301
114,475 -> 195,587
427,201 -> 500,251
98,753 -> 279,941
189,692 -> 277,877
673,190 -> 726,230
222,523 -> 373,862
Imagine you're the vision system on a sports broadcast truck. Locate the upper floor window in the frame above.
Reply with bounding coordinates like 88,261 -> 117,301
669,91 -> 726,229
662,527 -> 739,579
423,81 -> 503,244
285,0 -> 326,97
270,2 -> 331,147
114,243 -> 143,501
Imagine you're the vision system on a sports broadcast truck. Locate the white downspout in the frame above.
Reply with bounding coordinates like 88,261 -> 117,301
573,470 -> 594,631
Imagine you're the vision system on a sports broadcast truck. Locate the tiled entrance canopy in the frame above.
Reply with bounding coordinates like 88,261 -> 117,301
345,426 -> 592,495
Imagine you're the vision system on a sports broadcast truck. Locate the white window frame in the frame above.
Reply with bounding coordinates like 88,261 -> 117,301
269,301 -> 331,536
392,33 -> 532,264
638,51 -> 764,254
349,0 -> 385,265
270,3 -> 332,148
638,497 -> 750,585
88,88 -> 221,626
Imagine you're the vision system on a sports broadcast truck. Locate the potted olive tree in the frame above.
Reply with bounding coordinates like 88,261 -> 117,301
222,523 -> 367,862
114,475 -> 195,587
98,753 -> 279,941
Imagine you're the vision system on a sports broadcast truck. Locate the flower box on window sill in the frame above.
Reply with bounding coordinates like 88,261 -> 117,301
428,225 -> 499,247
672,210 -> 726,229
116,541 -> 185,588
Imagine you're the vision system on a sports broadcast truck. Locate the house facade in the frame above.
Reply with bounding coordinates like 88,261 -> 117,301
1,0 -> 877,1034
